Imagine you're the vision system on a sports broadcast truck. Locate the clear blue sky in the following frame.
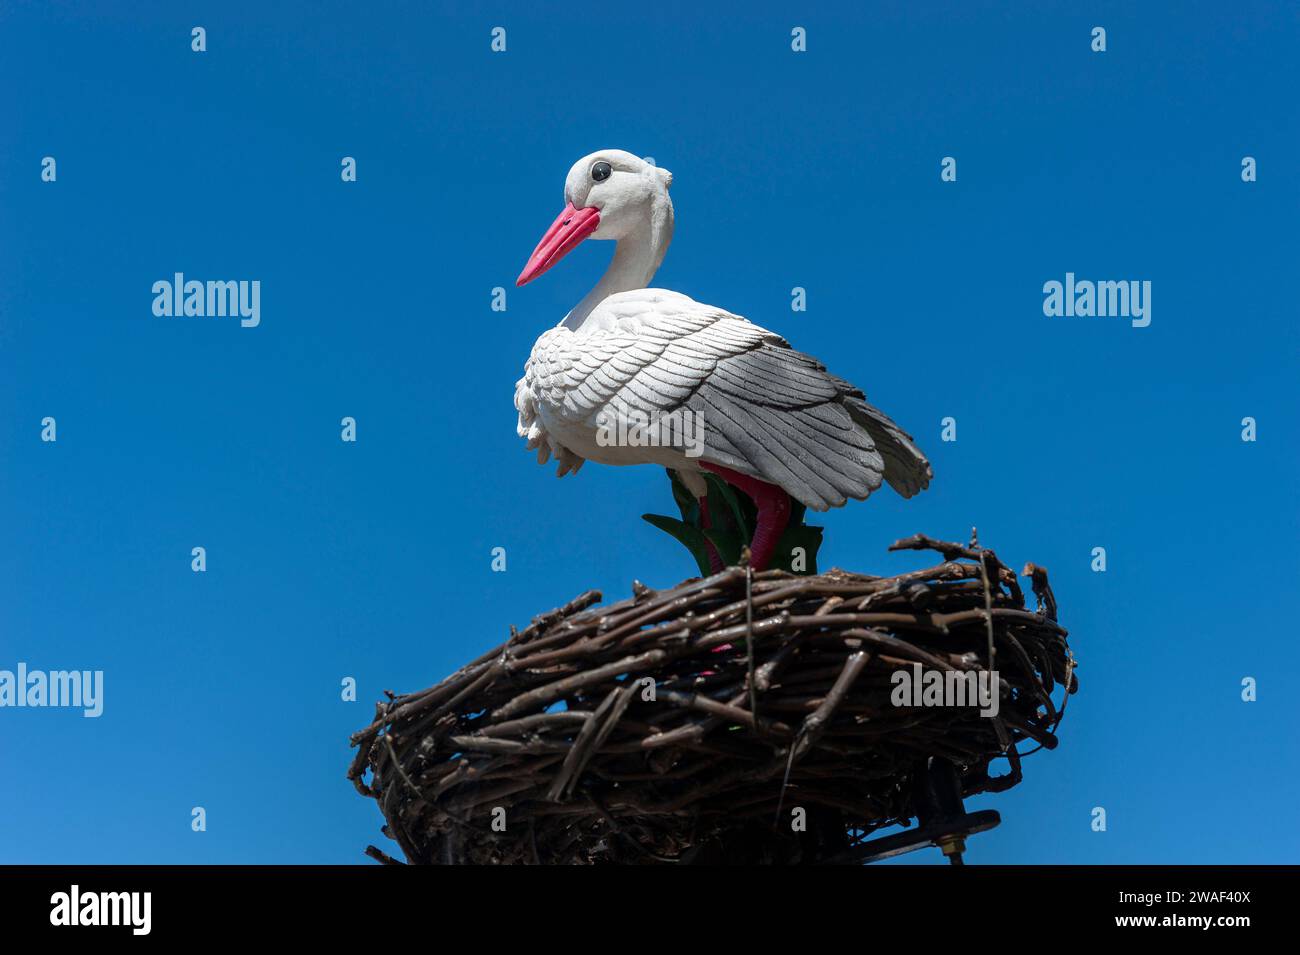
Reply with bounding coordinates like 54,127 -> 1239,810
1,1 -> 1296,864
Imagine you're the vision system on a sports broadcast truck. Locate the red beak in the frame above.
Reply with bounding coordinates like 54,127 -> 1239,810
516,202 -> 601,286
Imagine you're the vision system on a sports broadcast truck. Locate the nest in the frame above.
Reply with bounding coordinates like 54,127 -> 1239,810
348,534 -> 1077,865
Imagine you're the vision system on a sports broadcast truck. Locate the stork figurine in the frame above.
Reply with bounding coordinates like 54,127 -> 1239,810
514,149 -> 932,571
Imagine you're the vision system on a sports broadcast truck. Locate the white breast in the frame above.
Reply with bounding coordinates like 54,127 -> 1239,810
514,289 -> 740,475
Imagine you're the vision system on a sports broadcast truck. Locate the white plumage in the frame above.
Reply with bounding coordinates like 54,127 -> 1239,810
514,149 -> 931,520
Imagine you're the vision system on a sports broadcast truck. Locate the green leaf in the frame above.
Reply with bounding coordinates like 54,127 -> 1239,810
774,523 -> 823,574
704,473 -> 752,540
666,469 -> 700,524
701,527 -> 743,567
650,469 -> 824,576
787,496 -> 807,528
642,514 -> 713,576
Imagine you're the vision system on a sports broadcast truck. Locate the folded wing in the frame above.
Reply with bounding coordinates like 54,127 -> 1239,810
525,290 -> 932,510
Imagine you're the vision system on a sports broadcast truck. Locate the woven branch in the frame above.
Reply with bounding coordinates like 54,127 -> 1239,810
348,534 -> 1077,865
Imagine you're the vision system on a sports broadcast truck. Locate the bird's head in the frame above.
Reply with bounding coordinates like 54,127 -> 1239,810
516,149 -> 674,287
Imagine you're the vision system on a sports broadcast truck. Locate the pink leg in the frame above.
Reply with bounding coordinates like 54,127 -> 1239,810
700,463 -> 792,571
698,497 -> 726,574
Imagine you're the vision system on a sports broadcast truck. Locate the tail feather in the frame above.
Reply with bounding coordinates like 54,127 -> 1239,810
828,375 -> 933,499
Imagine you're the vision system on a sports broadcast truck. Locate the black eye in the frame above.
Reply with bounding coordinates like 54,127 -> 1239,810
590,161 -> 612,182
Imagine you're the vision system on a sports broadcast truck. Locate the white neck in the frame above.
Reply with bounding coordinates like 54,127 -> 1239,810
562,198 -> 673,332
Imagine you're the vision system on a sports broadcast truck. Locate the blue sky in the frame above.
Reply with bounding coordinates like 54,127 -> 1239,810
1,0 -> 1296,864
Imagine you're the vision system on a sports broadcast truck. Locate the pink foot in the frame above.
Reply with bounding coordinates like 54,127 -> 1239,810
700,463 -> 792,571
698,496 -> 726,575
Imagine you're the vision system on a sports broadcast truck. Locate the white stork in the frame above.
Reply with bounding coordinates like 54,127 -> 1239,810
514,149 -> 932,571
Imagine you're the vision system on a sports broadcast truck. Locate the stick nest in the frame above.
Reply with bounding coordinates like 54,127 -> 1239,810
349,534 -> 1077,865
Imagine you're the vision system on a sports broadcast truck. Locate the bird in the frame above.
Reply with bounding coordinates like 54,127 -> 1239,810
513,149 -> 932,571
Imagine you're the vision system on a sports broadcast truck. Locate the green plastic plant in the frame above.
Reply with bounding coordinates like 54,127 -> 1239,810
642,469 -> 823,576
